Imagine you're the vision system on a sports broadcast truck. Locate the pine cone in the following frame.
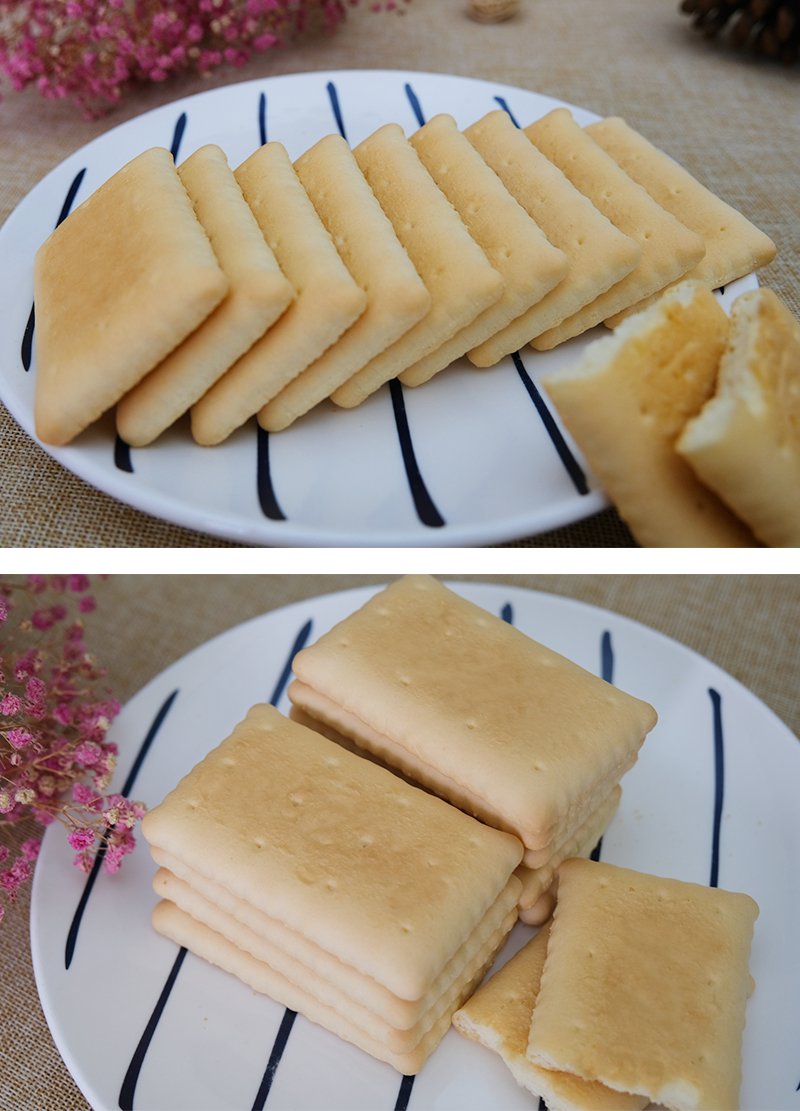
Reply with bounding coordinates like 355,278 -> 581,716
680,0 -> 800,63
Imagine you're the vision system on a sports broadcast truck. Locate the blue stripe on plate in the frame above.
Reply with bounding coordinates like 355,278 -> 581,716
601,630 -> 614,684
257,425 -> 287,520
251,1008 -> 298,1111
119,946 -> 188,1111
327,81 -> 347,141
170,112 -> 187,161
114,435 -> 134,473
65,689 -> 179,970
708,688 -> 725,889
259,92 -> 268,146
493,96 -> 520,128
512,351 -> 589,496
389,378 -> 445,528
404,83 -> 425,127
394,1073 -> 416,1111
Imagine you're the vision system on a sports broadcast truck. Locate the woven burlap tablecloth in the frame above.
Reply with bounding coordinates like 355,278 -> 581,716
1,572 -> 799,1109
0,0 -> 797,547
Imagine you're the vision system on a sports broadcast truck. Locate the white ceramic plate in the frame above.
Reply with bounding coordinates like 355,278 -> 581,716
0,70 -> 757,547
29,583 -> 800,1111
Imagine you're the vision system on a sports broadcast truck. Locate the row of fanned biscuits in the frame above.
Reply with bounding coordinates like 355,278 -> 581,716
32,105 -> 775,448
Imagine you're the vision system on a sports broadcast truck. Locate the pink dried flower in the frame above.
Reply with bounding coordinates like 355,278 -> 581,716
1,575 -> 143,926
67,827 -> 96,851
6,729 -> 32,750
74,741 -> 102,766
21,838 -> 41,861
1,694 -> 21,716
72,783 -> 100,808
73,850 -> 94,873
0,0 -> 410,117
53,703 -> 73,726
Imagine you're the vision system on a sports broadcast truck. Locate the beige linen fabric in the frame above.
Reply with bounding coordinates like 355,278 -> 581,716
0,0 -> 796,546
2,574 -> 799,1110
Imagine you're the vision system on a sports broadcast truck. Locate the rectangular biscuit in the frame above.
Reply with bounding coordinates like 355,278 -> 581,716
33,146 -> 229,447
526,858 -> 759,1111
463,110 -> 641,366
115,144 -> 294,447
151,851 -> 521,1031
541,280 -> 758,547
676,287 -> 800,547
190,141 -> 367,445
153,867 -> 518,1053
585,116 -> 776,326
258,134 -> 431,432
331,123 -> 505,407
141,702 -> 523,1003
290,687 -> 622,874
289,576 -> 657,856
401,113 -> 568,384
288,679 -> 617,871
524,108 -> 707,349
152,898 -> 502,1075
453,923 -> 649,1111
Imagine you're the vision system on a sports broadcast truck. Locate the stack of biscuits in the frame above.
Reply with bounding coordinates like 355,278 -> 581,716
32,102 -> 775,449
141,702 -> 525,1074
454,857 -> 759,1111
288,575 -> 658,926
